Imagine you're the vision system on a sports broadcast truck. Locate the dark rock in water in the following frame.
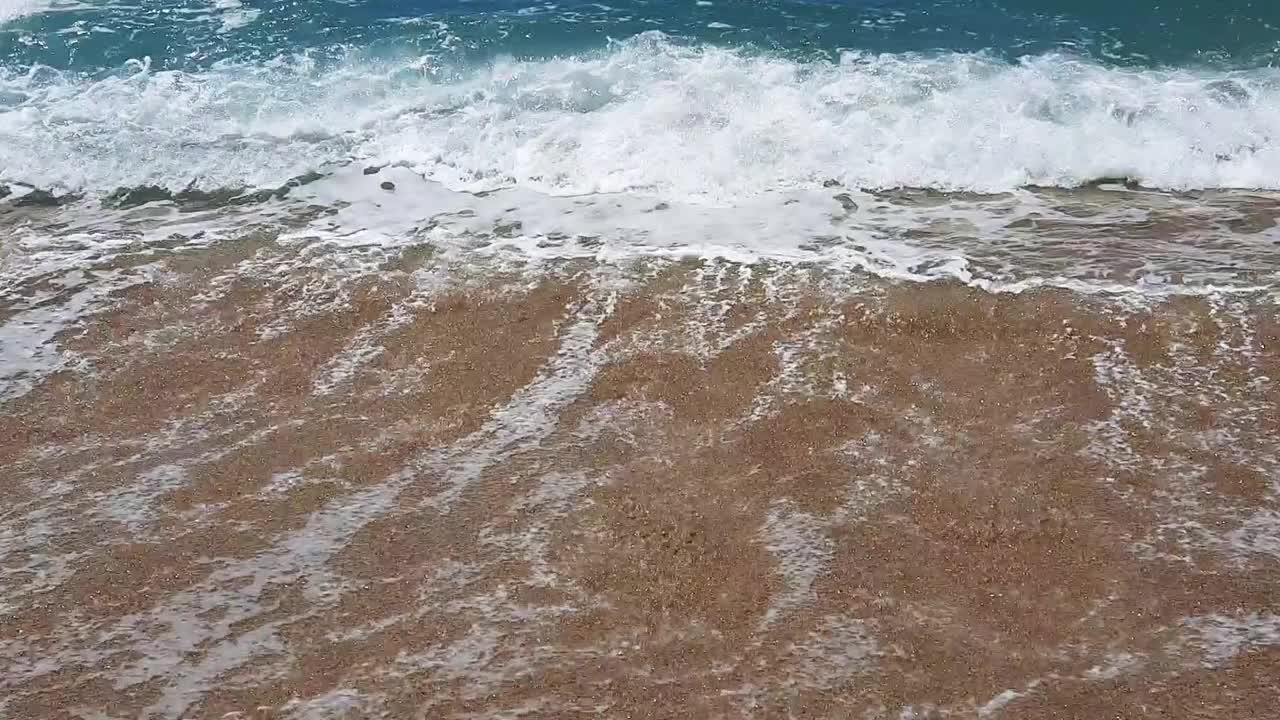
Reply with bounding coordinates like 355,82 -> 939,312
285,170 -> 325,188
104,185 -> 173,209
494,221 -> 523,238
380,181 -> 396,191
228,188 -> 278,206
174,186 -> 245,209
654,202 -> 670,211
822,178 -> 841,188
363,166 -> 381,175
14,190 -> 73,207
165,183 -> 285,210
833,193 -> 858,213
576,234 -> 603,249
0,185 -> 10,200
1084,176 -> 1142,190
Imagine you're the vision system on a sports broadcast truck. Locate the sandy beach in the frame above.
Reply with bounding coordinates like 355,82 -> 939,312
2,229 -> 1278,717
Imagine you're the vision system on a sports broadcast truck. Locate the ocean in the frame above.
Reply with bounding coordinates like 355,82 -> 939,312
2,2 -> 1279,718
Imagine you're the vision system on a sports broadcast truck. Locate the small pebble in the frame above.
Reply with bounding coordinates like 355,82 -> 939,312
380,181 -> 396,191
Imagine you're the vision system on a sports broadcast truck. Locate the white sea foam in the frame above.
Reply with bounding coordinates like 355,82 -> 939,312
209,0 -> 259,33
6,33 -> 1280,198
5,161 -> 1275,300
0,0 -> 86,25
271,166 -> 1279,294
1180,613 -> 1280,666
5,34 -> 1280,297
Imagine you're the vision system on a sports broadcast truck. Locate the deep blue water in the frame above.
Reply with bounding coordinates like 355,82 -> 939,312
5,1 -> 1280,73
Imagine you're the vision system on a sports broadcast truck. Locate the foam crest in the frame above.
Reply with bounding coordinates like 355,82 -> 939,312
6,34 -> 1280,199
372,39 -> 1280,198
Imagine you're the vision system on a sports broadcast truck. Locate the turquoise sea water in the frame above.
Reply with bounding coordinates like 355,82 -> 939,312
5,1 -> 1280,72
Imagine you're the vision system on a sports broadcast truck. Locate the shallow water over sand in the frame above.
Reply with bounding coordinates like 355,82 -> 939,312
1,222 -> 1277,717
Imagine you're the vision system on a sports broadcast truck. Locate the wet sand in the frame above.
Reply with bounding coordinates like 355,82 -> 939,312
1,237 -> 1279,718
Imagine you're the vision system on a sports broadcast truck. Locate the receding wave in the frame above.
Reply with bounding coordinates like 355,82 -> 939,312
5,34 -> 1280,201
